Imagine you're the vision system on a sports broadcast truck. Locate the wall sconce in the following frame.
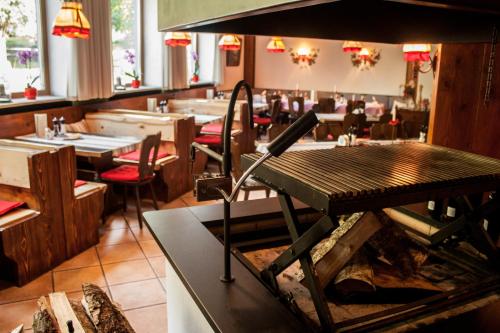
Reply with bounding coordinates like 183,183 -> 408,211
351,47 -> 381,70
289,47 -> 319,66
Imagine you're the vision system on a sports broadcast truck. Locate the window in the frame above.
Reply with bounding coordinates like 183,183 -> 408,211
111,0 -> 141,88
186,33 -> 216,86
0,0 -> 47,95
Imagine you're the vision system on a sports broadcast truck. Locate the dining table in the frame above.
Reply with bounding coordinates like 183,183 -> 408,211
15,132 -> 140,158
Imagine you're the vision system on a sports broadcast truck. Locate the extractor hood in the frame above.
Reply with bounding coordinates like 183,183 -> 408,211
158,0 -> 500,43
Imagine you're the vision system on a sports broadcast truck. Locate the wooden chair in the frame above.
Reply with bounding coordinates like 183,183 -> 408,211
318,98 -> 335,113
100,133 -> 161,228
231,141 -> 270,201
288,96 -> 305,123
269,100 -> 289,141
343,113 -> 368,137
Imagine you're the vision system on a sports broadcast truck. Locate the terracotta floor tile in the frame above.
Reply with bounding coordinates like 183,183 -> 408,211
139,240 -> 164,258
159,277 -> 167,290
125,303 -> 167,333
104,213 -> 128,230
53,266 -> 106,292
98,227 -> 136,247
0,272 -> 53,305
181,195 -> 219,207
54,247 -> 100,271
148,257 -> 166,277
130,225 -> 154,241
97,242 -> 145,264
0,298 -> 39,332
110,279 -> 165,310
102,259 -> 156,285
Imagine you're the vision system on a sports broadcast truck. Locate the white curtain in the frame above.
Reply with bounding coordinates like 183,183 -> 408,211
213,34 -> 224,86
163,44 -> 189,90
67,0 -> 113,100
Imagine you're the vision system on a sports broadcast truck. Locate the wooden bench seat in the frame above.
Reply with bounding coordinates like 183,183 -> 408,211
0,208 -> 39,230
83,109 -> 197,201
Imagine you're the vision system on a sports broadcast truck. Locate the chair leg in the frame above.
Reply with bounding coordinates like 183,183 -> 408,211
122,185 -> 128,212
149,182 -> 159,210
265,188 -> 271,198
134,186 -> 143,229
244,191 -> 250,201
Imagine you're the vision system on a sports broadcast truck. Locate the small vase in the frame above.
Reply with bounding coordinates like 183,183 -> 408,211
191,74 -> 199,83
24,87 -> 37,100
131,80 -> 140,88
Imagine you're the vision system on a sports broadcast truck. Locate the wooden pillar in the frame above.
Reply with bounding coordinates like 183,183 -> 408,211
429,42 -> 500,159
243,35 -> 256,87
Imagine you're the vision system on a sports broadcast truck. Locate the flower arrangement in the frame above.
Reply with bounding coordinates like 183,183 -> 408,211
17,49 -> 39,99
190,50 -> 200,83
289,48 -> 319,67
124,49 -> 140,88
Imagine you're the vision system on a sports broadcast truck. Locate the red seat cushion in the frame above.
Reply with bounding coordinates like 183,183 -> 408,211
200,123 -> 223,135
194,135 -> 222,145
119,149 -> 169,161
253,116 -> 271,126
0,200 -> 24,216
101,165 -> 145,182
74,180 -> 87,188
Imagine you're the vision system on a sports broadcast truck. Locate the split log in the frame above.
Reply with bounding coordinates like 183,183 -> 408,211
49,292 -> 86,333
10,324 -> 23,333
300,212 -> 383,289
82,283 -> 135,333
368,210 -> 428,278
69,300 -> 96,333
32,297 -> 59,333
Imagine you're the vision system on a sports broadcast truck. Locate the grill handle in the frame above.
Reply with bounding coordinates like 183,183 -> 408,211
267,111 -> 319,157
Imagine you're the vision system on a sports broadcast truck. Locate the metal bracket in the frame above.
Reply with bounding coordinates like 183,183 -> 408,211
195,176 -> 232,201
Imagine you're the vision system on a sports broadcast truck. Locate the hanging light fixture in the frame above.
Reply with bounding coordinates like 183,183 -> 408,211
52,1 -> 90,39
266,37 -> 286,53
164,32 -> 192,47
218,34 -> 241,51
402,44 -> 431,61
342,41 -> 362,53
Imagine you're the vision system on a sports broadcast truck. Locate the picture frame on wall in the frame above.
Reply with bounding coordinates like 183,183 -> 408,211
226,50 -> 241,67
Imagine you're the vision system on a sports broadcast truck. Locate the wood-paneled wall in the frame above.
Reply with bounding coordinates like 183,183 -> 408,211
0,86 -> 209,139
429,43 -> 500,159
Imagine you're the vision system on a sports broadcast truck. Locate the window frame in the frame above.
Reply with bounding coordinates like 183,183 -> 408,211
187,33 -> 215,88
9,0 -> 50,98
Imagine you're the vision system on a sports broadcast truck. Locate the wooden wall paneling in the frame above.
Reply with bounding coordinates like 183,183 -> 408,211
429,42 -> 500,159
244,35 -> 256,87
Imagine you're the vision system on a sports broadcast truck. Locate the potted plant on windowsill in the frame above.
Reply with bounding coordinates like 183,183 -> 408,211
17,50 -> 39,100
124,49 -> 140,88
190,50 -> 200,83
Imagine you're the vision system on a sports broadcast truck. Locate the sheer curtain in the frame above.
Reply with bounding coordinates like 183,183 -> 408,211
213,34 -> 224,86
163,44 -> 189,90
67,0 -> 113,100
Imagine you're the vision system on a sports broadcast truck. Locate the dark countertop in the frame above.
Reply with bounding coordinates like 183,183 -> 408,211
144,198 -> 309,333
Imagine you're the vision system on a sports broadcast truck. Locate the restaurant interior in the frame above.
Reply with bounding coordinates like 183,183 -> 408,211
0,0 -> 499,332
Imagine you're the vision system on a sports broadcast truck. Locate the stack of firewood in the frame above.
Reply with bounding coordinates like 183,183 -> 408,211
298,210 -> 439,300
11,283 -> 135,333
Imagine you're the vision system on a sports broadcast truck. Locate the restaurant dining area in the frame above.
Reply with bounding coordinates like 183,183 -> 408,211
0,0 -> 500,332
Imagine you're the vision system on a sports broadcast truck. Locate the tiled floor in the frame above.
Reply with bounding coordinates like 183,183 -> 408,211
0,189 -> 272,332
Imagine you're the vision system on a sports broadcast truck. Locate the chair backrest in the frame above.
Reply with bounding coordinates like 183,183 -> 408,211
318,98 -> 335,113
378,113 -> 392,124
270,99 -> 282,124
342,113 -> 367,134
138,132 -> 161,180
289,96 -> 305,118
354,100 -> 366,110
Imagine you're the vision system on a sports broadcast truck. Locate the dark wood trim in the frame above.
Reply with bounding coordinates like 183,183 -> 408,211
243,35 -> 256,88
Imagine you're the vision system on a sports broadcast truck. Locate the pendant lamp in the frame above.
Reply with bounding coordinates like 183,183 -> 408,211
266,37 -> 286,53
342,41 -> 362,53
52,1 -> 90,39
402,44 -> 431,61
218,34 -> 241,51
164,32 -> 192,47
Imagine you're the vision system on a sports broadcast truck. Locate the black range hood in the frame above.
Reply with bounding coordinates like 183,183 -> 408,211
159,0 -> 500,43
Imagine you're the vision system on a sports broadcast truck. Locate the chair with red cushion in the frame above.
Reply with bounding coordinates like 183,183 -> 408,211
194,117 -> 226,172
100,133 -> 161,228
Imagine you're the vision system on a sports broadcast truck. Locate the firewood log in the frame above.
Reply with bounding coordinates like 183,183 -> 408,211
333,250 -> 376,298
82,283 -> 135,333
32,297 -> 59,333
367,210 -> 428,278
69,300 -> 97,333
